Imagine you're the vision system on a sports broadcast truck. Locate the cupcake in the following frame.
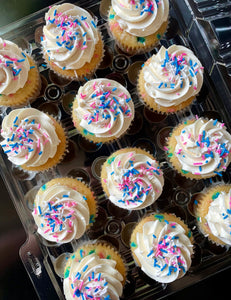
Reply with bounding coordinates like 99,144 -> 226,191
138,45 -> 204,113
41,3 -> 104,80
72,78 -> 134,143
108,0 -> 169,55
0,38 -> 41,107
166,117 -> 231,179
195,184 -> 231,246
130,213 -> 193,283
101,147 -> 164,210
63,242 -> 126,299
0,108 -> 67,172
32,177 -> 97,243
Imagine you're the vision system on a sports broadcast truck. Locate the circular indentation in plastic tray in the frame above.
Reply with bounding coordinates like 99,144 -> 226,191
49,70 -> 72,87
54,253 -> 70,278
61,91 -> 76,115
132,138 -> 156,156
121,222 -> 136,248
112,54 -> 130,73
97,234 -> 120,250
99,45 -> 113,69
91,156 -> 107,180
38,74 -> 48,97
143,107 -> 167,124
38,102 -> 61,120
67,168 -> 91,184
107,201 -> 130,218
78,135 -> 102,152
173,189 -> 190,206
99,0 -> 111,20
105,219 -> 123,236
44,84 -> 63,102
24,186 -> 40,211
105,72 -> 127,87
126,111 -> 143,135
156,126 -> 173,150
188,192 -> 203,216
61,140 -> 76,163
127,61 -> 144,85
11,165 -> 36,181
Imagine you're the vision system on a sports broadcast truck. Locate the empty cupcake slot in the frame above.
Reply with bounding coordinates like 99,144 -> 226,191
105,219 -> 123,236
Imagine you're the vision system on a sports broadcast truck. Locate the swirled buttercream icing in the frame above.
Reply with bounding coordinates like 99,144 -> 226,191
111,0 -> 169,37
33,183 -> 90,243
205,189 -> 231,245
64,253 -> 124,299
0,108 -> 60,167
174,118 -> 231,177
132,215 -> 193,283
142,45 -> 204,107
74,78 -> 134,139
105,150 -> 164,209
0,38 -> 30,95
42,3 -> 99,70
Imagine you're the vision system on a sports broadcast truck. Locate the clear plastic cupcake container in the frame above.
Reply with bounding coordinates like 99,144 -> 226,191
0,0 -> 231,299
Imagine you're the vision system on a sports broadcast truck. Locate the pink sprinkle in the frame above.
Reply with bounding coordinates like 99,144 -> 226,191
195,115 -> 199,120
83,21 -> 89,28
163,146 -> 169,151
80,93 -> 86,99
107,82 -> 111,87
103,179 -> 107,183
193,162 -> 203,165
81,46 -> 87,50
193,86 -> 197,90
194,172 -> 201,175
118,160 -> 121,167
37,123 -> 41,129
3,42 -> 6,47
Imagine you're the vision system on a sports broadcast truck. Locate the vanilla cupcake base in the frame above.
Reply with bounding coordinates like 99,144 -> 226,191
138,66 -> 195,114
195,184 -> 231,246
44,34 -> 104,81
108,7 -> 168,55
101,147 -> 164,210
0,56 -> 41,107
37,177 -> 97,230
64,242 -> 126,285
166,119 -> 206,180
130,213 -> 193,283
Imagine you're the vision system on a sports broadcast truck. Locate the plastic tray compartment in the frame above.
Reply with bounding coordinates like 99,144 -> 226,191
0,0 -> 231,299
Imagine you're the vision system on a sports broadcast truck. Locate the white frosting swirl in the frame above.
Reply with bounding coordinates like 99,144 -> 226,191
0,38 -> 30,95
42,3 -> 99,70
143,45 -> 204,107
105,151 -> 164,209
205,189 -> 231,245
111,0 -> 169,37
0,108 -> 60,167
74,79 -> 134,139
32,184 -> 90,243
64,253 -> 123,299
174,118 -> 231,177
133,217 -> 193,283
